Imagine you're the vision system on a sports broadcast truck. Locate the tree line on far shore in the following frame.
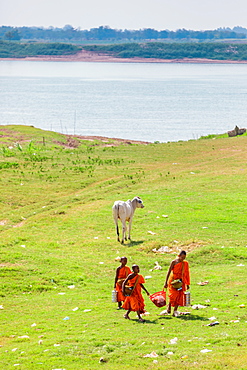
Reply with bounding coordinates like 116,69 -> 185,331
83,42 -> 247,61
0,41 -> 81,58
1,40 -> 247,61
1,25 -> 247,43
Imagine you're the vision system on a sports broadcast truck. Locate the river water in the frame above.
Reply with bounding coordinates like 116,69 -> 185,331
1,60 -> 247,142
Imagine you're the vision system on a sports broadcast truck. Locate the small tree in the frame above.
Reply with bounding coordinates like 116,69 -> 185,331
4,29 -> 21,41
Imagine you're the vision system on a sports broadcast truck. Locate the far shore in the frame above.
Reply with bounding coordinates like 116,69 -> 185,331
1,49 -> 247,64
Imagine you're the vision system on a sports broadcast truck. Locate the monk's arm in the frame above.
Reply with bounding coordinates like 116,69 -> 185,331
122,273 -> 135,294
140,283 -> 150,296
164,261 -> 175,288
114,267 -> 120,288
184,262 -> 190,290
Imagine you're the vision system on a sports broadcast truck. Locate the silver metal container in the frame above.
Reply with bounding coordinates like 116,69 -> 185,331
112,289 -> 117,303
184,291 -> 191,306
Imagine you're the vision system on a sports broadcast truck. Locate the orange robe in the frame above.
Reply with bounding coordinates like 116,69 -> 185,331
168,261 -> 190,307
122,274 -> 146,313
115,266 -> 131,302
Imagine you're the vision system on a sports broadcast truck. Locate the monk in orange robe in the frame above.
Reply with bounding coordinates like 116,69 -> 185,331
114,257 -> 132,309
164,250 -> 190,317
122,264 -> 150,322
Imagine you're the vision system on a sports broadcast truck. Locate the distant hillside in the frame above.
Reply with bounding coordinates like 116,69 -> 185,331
84,42 -> 247,61
0,25 -> 246,43
0,40 -> 81,58
1,41 -> 247,61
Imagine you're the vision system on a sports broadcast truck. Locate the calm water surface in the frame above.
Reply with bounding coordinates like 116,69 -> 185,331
1,60 -> 247,142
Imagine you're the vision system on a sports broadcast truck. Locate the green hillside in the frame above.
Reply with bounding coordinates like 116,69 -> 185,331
0,125 -> 246,369
84,42 -> 247,60
0,40 -> 81,58
2,40 -> 247,60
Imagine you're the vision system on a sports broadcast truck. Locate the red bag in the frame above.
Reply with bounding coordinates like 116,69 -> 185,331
149,291 -> 166,307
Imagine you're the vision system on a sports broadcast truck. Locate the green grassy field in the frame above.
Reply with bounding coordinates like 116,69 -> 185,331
0,125 -> 247,370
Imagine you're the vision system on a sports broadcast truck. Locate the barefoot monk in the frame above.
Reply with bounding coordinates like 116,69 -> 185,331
114,257 -> 132,309
122,264 -> 150,322
164,250 -> 190,317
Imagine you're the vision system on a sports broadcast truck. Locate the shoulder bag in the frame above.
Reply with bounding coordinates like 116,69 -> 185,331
171,262 -> 184,290
124,276 -> 140,296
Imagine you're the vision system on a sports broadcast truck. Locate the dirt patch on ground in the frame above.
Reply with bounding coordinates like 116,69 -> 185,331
165,241 -> 206,255
0,128 -> 32,146
142,240 -> 206,254
0,262 -> 24,268
54,134 -> 150,148
54,136 -> 81,149
0,127 -> 150,147
178,241 -> 205,253
13,220 -> 25,228
75,134 -> 150,145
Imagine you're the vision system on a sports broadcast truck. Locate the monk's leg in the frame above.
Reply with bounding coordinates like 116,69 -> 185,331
137,310 -> 145,322
118,301 -> 122,309
167,302 -> 171,314
124,309 -> 131,319
173,305 -> 179,317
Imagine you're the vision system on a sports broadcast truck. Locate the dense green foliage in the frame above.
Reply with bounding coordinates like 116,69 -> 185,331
0,25 -> 246,42
0,40 -> 81,58
0,125 -> 247,369
2,40 -> 247,60
84,42 -> 247,60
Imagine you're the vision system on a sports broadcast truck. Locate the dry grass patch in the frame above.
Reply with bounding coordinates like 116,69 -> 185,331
0,263 -> 24,268
138,239 -> 206,255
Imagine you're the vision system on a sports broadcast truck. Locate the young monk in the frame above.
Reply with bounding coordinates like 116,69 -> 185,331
114,257 -> 132,309
163,250 -> 190,317
122,264 -> 150,322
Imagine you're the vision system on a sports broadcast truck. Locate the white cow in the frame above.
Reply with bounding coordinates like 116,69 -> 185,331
112,197 -> 144,244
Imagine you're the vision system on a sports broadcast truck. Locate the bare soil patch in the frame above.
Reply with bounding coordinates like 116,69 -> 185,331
74,134 -> 150,146
0,262 -> 23,268
0,127 -> 150,147
142,240 -> 206,254
13,220 -> 26,228
54,134 -> 150,148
